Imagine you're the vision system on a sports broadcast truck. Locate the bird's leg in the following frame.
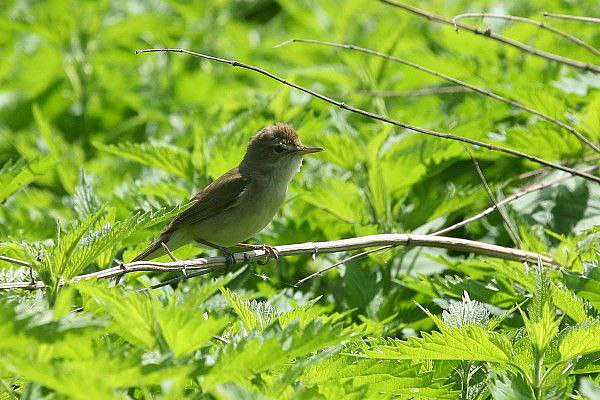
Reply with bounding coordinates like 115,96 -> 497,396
236,243 -> 280,264
161,242 -> 186,277
196,238 -> 236,267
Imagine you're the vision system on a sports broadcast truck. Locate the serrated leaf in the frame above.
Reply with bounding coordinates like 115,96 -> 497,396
94,141 -> 194,179
363,324 -> 510,362
559,320 -> 600,361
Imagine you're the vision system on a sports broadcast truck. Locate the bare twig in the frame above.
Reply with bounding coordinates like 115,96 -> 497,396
542,13 -> 600,24
432,165 -> 598,236
0,255 -> 31,267
380,0 -> 600,73
135,48 -> 600,183
453,13 -> 600,57
0,233 -> 556,290
356,86 -> 472,97
469,155 -> 522,248
278,39 -> 600,154
295,245 -> 394,287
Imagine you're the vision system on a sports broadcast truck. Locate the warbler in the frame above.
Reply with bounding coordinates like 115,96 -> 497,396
132,123 -> 323,262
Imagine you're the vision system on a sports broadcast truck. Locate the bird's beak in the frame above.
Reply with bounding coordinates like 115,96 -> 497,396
298,146 -> 324,155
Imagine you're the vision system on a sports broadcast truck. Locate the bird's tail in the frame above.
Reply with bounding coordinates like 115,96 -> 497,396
130,230 -> 174,262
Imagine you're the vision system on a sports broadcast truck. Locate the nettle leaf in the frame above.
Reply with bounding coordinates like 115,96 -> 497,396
77,282 -> 157,349
204,319 -> 351,392
43,205 -> 186,281
363,324 -> 510,362
71,171 -> 102,218
521,302 -> 561,355
154,274 -> 238,358
221,288 -> 273,331
45,209 -> 106,281
303,175 -> 366,224
277,296 -> 326,328
551,283 -> 589,323
302,354 -> 457,399
93,141 -> 194,179
558,320 -> 600,361
156,304 -> 229,358
0,156 -> 56,202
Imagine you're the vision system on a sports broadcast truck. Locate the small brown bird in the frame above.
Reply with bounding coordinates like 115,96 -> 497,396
132,123 -> 323,262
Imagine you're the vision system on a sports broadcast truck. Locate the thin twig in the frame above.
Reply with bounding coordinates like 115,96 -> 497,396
469,154 -> 523,248
135,48 -> 600,183
356,86 -> 472,97
0,255 -> 31,267
137,269 -> 214,292
295,245 -> 394,287
0,233 -> 557,290
432,165 -> 598,236
542,13 -> 600,24
279,38 -> 600,153
380,0 -> 600,73
453,13 -> 600,57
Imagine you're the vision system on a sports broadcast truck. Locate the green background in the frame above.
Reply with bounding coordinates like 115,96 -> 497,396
1,0 -> 599,398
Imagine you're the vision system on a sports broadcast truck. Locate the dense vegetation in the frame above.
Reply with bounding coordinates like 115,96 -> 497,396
1,0 -> 599,398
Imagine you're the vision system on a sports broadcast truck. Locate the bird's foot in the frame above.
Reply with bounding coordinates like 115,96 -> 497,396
161,242 -> 187,277
236,243 -> 280,264
195,238 -> 236,269
222,248 -> 236,269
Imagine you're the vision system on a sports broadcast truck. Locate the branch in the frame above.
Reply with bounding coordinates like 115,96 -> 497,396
300,164 -> 596,284
0,233 -> 556,290
380,0 -> 600,73
453,13 -> 600,57
432,165 -> 598,236
0,256 -> 31,267
542,13 -> 600,24
278,39 -> 600,153
356,86 -> 473,97
135,48 -> 600,183
469,154 -> 522,248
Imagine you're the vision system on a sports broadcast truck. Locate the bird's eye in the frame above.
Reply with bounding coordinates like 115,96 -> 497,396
273,144 -> 286,154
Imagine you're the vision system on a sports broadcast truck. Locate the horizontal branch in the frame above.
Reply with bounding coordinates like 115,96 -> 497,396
279,39 -> 599,153
0,234 -> 556,291
135,48 -> 600,183
380,0 -> 600,73
453,13 -> 600,57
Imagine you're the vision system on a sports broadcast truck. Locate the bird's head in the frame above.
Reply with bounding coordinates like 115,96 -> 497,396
242,123 -> 323,174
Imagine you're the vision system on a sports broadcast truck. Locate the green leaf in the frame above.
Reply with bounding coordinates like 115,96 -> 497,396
363,324 -> 510,362
559,320 -> 600,361
220,287 -> 269,331
93,141 -> 194,179
0,156 -> 56,202
77,282 -> 157,349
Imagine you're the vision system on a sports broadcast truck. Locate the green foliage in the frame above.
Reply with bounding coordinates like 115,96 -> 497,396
1,0 -> 599,398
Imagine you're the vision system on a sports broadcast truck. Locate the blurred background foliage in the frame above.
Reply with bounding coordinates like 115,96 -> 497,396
1,0 -> 600,398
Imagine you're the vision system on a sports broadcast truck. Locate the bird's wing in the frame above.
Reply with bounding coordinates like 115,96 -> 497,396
170,167 -> 250,227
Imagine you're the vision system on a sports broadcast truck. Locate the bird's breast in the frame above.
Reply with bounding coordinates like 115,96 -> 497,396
190,173 -> 291,246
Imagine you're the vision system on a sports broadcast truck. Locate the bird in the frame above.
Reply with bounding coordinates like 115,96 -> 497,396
131,123 -> 323,263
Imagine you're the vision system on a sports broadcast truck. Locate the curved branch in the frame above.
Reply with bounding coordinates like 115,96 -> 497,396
0,233 -> 556,291
278,38 -> 600,153
453,13 -> 600,57
135,48 -> 600,183
380,0 -> 600,73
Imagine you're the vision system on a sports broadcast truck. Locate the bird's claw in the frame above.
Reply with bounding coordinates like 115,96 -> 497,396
237,243 -> 279,264
222,249 -> 236,269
